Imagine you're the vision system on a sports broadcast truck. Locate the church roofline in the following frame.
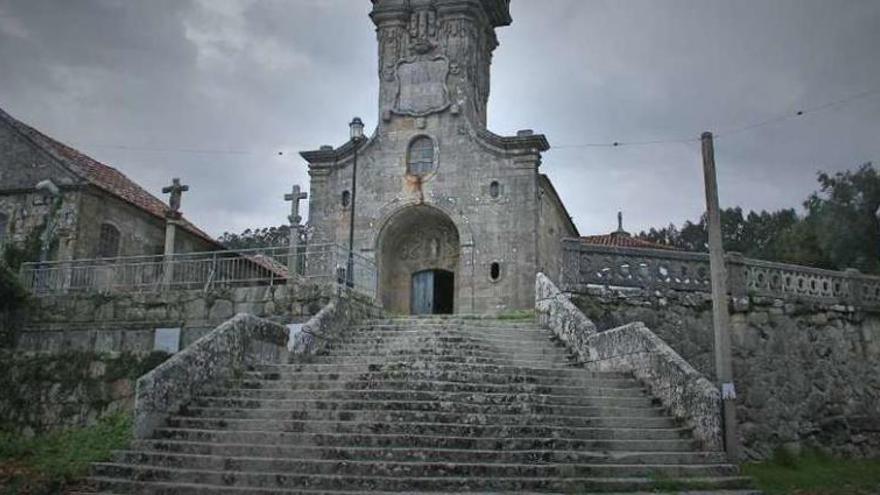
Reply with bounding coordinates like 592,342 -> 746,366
538,174 -> 579,237
300,128 -> 548,166
300,137 -> 370,164
475,128 -> 550,153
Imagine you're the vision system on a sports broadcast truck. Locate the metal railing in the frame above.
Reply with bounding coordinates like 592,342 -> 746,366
561,239 -> 880,311
19,243 -> 377,299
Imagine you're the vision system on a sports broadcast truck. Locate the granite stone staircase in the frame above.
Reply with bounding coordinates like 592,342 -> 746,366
86,316 -> 758,494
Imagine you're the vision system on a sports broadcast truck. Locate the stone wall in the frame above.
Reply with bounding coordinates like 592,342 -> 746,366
15,282 -> 334,353
0,350 -> 169,435
571,284 -> 880,459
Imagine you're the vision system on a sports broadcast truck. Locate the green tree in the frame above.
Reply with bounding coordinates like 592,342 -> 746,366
636,162 -> 880,274
804,162 -> 879,273
217,226 -> 290,250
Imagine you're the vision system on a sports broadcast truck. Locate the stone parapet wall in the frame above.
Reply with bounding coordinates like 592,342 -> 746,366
134,313 -> 289,439
14,283 -> 334,353
578,322 -> 723,452
571,283 -> 880,459
291,289 -> 386,357
535,273 -> 722,452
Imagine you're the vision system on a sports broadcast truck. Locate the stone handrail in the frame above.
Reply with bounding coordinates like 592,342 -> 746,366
291,288 -> 385,358
536,273 -> 723,451
133,313 -> 289,438
535,273 -> 599,357
562,239 -> 880,310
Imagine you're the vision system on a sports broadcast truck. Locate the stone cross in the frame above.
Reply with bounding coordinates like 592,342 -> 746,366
162,178 -> 189,215
284,185 -> 308,225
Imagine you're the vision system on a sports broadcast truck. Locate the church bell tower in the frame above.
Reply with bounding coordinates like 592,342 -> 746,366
370,0 -> 512,129
302,0 -> 575,315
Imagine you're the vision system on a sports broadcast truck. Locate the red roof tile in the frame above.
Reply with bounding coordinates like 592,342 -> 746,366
581,233 -> 677,250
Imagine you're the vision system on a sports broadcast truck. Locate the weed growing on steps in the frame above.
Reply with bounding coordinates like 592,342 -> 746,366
0,412 -> 132,494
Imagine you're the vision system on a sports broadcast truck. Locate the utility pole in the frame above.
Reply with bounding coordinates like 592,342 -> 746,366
701,131 -> 739,461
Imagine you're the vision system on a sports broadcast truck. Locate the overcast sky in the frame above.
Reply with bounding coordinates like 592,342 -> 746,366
1,0 -> 878,238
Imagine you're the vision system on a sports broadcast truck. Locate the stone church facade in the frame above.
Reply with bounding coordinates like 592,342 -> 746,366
301,0 -> 577,314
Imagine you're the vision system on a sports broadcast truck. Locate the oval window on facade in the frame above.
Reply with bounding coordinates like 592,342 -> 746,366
490,262 -> 501,281
341,190 -> 351,208
407,136 -> 435,177
489,181 -> 500,199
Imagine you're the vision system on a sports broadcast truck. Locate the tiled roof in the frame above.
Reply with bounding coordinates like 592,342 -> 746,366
581,233 -> 677,250
1,108 -> 218,246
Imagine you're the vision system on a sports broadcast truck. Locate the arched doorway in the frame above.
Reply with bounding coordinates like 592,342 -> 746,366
377,205 -> 460,314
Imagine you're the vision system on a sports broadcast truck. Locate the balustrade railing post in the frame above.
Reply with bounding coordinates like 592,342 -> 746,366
725,252 -> 747,299
845,268 -> 863,308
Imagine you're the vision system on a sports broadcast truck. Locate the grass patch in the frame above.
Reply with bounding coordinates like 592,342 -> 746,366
0,412 -> 131,494
742,449 -> 880,495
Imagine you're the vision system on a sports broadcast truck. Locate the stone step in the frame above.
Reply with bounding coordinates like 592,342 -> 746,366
242,370 -> 642,389
169,413 -> 678,431
185,397 -> 667,418
362,319 -> 539,327
102,453 -> 741,479
149,430 -> 699,451
200,388 -> 656,408
310,355 -> 577,368
253,362 -> 625,379
132,440 -> 726,464
235,379 -> 648,397
90,465 -> 753,492
82,483 -> 763,495
337,330 -> 558,345
314,345 -> 572,360
155,422 -> 691,441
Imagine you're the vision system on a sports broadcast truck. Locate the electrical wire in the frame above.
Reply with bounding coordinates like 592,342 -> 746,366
69,85 -> 880,154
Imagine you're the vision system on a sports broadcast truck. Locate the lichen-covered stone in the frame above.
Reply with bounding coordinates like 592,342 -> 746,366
133,313 -> 289,439
569,283 -> 880,459
536,273 -> 722,452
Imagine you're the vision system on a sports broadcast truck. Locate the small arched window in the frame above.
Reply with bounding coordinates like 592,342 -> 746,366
341,190 -> 351,208
407,136 -> 434,177
489,181 -> 500,199
0,212 -> 8,245
97,223 -> 120,258
490,262 -> 501,281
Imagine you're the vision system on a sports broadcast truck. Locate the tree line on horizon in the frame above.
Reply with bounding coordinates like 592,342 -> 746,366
637,162 -> 880,274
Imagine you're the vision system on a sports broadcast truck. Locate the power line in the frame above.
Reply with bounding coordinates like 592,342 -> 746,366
68,85 -> 880,155
71,143 -> 257,156
554,85 -> 880,149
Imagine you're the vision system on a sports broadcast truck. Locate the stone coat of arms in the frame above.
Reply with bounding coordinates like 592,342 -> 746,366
393,56 -> 451,117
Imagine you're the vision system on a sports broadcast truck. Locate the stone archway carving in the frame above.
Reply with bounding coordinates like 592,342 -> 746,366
376,204 -> 463,314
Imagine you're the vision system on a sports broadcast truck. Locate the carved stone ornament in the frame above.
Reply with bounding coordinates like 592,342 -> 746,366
392,55 -> 451,117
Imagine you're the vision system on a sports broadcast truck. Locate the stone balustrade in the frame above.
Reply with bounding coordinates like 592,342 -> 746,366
561,239 -> 880,311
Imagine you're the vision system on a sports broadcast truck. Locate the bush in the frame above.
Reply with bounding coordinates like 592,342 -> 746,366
0,413 -> 132,494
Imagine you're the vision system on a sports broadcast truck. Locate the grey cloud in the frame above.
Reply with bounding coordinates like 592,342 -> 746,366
1,0 -> 878,238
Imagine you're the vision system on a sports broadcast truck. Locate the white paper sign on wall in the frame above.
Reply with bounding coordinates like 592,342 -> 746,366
287,324 -> 304,352
154,327 -> 181,354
